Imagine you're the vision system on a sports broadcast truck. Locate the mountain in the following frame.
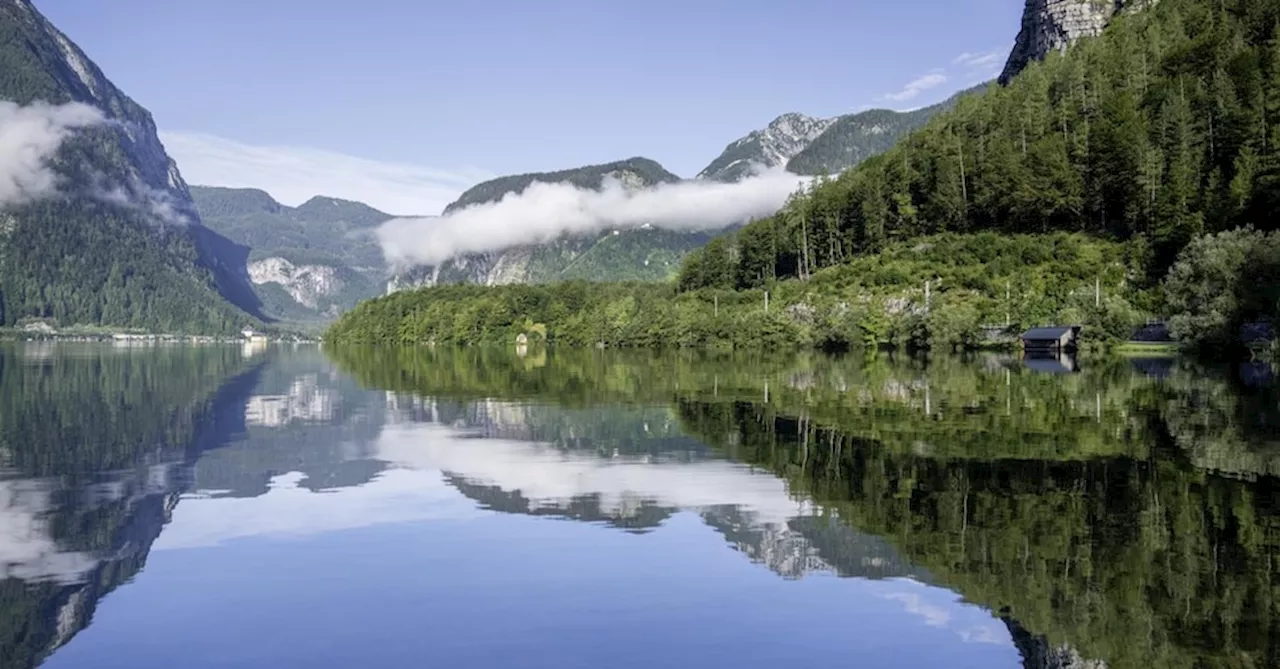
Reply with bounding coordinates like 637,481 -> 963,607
445,156 -> 680,212
697,113 -> 835,182
999,0 -> 1154,84
389,157 -> 713,290
786,85 -> 987,175
190,186 -> 394,321
699,89 -> 986,183
0,0 -> 263,334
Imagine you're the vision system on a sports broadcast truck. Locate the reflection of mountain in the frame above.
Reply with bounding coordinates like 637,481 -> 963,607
376,400 -> 924,583
0,343 -> 263,669
244,374 -> 338,427
444,475 -> 675,533
190,347 -> 389,498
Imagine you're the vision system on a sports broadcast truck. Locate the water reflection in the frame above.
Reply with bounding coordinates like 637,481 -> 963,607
1,343 -> 1277,668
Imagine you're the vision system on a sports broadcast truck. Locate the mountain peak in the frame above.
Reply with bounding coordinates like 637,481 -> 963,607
188,186 -> 283,216
299,195 -> 353,208
294,195 -> 394,226
697,113 -> 835,182
999,0 -> 1154,84
445,156 -> 680,213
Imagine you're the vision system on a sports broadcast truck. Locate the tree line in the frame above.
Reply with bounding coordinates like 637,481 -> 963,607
676,0 -> 1280,347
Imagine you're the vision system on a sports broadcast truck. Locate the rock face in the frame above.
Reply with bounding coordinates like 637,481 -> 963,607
247,257 -> 343,310
190,186 -> 392,321
1000,0 -> 1155,84
699,113 -> 835,182
702,86 -> 987,182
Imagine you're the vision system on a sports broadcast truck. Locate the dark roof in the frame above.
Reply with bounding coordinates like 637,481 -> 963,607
1021,326 -> 1074,340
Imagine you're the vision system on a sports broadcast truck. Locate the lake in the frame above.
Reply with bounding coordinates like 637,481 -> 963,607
2,342 -> 1277,668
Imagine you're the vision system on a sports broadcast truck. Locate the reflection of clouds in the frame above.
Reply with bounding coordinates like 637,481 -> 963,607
244,374 -> 338,427
883,591 -> 952,627
156,416 -> 817,554
375,422 -> 814,525
0,480 -> 98,584
153,470 -> 482,550
877,580 -> 1008,645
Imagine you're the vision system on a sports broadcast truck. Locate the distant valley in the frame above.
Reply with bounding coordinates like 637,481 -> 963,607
0,0 -> 1066,333
189,187 -> 398,323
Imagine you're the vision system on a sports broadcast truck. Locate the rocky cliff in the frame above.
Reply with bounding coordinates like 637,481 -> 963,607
1000,0 -> 1156,84
190,186 -> 391,321
247,257 -> 344,310
698,113 -> 835,182
700,86 -> 987,182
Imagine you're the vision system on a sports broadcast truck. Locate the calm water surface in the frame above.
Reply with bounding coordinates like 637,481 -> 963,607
2,342 -> 1278,668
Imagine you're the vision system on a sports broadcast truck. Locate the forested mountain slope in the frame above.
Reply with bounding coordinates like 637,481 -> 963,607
0,0 -> 263,333
685,0 -> 1279,289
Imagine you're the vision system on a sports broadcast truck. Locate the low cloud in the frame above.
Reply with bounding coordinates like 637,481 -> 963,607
952,51 -> 1004,70
376,166 -> 810,268
0,100 -> 104,206
159,131 -> 492,216
95,177 -> 194,226
881,73 -> 949,103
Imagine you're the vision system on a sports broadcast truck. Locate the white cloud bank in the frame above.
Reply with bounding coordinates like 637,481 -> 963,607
158,131 -> 492,216
377,167 -> 810,268
881,73 -> 949,103
0,100 -> 104,206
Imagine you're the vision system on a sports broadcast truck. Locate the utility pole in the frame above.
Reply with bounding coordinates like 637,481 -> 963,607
714,295 -> 718,317
1095,277 -> 1101,308
925,280 -> 931,313
764,291 -> 769,313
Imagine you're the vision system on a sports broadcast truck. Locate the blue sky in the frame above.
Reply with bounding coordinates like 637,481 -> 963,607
35,0 -> 1022,214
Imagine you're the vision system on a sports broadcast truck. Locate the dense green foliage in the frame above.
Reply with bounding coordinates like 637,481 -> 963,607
557,228 -> 713,282
682,0 -> 1280,295
1163,227 -> 1280,351
444,157 -> 680,213
330,233 -> 1146,350
0,199 -> 259,334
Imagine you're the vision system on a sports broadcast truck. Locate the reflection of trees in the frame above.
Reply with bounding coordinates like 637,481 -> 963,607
1158,362 -> 1280,479
0,344 -> 251,476
0,344 -> 262,669
680,400 -> 1280,669
330,347 -> 1165,462
330,346 -> 1280,668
